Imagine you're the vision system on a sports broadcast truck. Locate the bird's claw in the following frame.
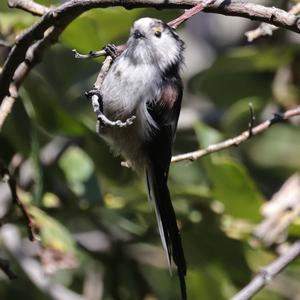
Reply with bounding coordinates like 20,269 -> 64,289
103,43 -> 118,59
98,114 -> 136,128
85,88 -> 102,100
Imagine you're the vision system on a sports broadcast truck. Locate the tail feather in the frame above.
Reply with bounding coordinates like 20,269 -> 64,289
146,166 -> 187,300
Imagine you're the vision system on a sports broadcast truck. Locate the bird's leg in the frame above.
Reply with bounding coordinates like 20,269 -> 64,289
85,89 -> 136,128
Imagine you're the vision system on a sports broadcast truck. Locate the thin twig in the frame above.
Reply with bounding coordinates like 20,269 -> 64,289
0,85 -> 18,130
230,240 -> 300,300
254,174 -> 300,247
93,56 -> 114,89
72,49 -> 106,59
0,162 -> 35,241
171,106 -> 300,163
245,3 -> 300,42
73,44 -> 127,60
168,0 -> 216,28
8,0 -> 50,16
248,102 -> 255,138
7,176 -> 36,241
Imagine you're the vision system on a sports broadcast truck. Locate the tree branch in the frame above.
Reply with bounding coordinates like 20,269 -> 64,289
2,0 -> 300,106
8,0 -> 50,16
0,85 -> 18,130
230,240 -> 300,300
0,13 -> 74,130
253,174 -> 300,247
0,138 -> 73,219
171,106 -> 300,163
1,161 -> 35,241
245,3 -> 300,42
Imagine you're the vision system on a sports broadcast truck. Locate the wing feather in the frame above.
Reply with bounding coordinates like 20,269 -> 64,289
144,75 -> 187,299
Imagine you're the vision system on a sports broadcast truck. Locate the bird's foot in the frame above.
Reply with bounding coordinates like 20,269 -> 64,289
103,43 -> 119,59
85,89 -> 103,115
98,114 -> 136,128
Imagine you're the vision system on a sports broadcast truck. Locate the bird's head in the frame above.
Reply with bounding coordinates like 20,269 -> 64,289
126,17 -> 184,72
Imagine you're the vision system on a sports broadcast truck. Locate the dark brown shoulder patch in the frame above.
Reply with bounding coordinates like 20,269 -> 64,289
160,84 -> 178,109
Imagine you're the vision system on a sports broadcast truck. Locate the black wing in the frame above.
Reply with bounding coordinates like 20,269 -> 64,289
144,74 -> 187,300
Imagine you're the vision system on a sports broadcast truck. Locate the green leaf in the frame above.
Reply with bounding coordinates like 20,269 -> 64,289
222,97 -> 264,135
59,146 -> 101,203
22,76 -> 85,136
194,123 -> 264,221
187,269 -> 228,300
207,157 -> 263,221
189,46 -> 299,105
30,206 -> 76,253
247,124 -> 300,169
205,46 -> 298,74
61,8 -> 145,52
194,121 -> 223,148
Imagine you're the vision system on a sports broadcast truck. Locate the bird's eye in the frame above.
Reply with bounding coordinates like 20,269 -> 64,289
154,31 -> 161,38
134,30 -> 143,39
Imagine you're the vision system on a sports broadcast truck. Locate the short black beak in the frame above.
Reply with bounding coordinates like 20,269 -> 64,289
133,29 -> 144,39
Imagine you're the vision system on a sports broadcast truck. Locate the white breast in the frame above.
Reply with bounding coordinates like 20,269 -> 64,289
101,54 -> 162,138
99,54 -> 162,170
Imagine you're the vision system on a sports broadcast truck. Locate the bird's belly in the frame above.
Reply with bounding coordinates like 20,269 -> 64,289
101,59 -> 160,119
99,59 -> 161,170
100,120 -> 146,171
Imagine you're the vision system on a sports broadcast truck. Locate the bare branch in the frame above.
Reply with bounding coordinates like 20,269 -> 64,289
1,161 -> 36,241
0,138 -> 73,219
246,3 -> 300,42
0,16 -> 72,130
247,102 -> 255,138
72,49 -> 107,59
254,173 -> 300,247
0,86 -> 17,129
2,0 -> 300,106
8,175 -> 36,241
230,240 -> 300,300
0,40 -> 12,49
168,0 -> 215,28
171,106 -> 300,163
73,43 -> 127,60
94,56 -> 114,90
8,0 -> 50,16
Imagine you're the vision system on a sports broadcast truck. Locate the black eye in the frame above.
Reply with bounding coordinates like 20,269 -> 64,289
134,30 -> 143,39
154,31 -> 161,38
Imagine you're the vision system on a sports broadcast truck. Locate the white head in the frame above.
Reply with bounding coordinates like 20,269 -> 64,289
125,17 -> 184,72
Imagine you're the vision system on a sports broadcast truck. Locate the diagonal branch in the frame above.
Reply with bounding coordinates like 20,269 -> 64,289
0,14 -> 75,130
171,106 -> 300,163
0,161 -> 35,241
230,239 -> 300,300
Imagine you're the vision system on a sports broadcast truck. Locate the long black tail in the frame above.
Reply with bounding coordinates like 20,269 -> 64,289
146,164 -> 187,300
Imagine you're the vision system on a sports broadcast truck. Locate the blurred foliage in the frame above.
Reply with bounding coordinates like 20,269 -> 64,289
1,1 -> 300,300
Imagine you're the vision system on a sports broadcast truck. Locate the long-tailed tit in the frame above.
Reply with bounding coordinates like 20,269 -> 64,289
87,17 -> 186,299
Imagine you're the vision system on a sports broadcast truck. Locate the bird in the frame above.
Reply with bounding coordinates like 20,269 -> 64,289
90,17 -> 186,299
